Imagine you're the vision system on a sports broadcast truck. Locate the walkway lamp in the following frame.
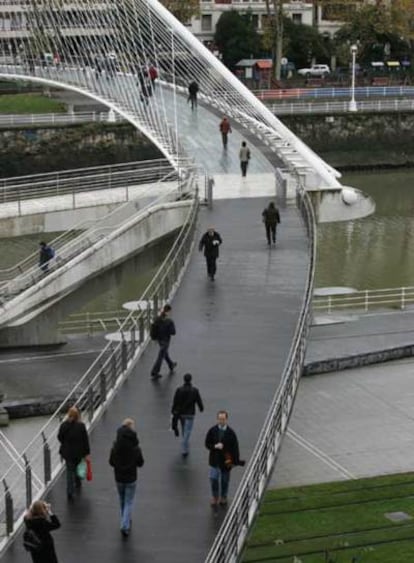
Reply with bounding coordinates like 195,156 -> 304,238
349,44 -> 358,112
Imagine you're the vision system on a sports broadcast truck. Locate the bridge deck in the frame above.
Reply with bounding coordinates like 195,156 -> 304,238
2,192 -> 308,562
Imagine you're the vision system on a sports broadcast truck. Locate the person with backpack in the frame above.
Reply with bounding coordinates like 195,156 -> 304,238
262,201 -> 281,246
171,373 -> 204,457
39,241 -> 55,273
109,418 -> 144,537
150,303 -> 177,379
57,406 -> 90,501
23,500 -> 60,563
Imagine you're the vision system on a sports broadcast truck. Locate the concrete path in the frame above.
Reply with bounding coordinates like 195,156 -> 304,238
271,355 -> 414,488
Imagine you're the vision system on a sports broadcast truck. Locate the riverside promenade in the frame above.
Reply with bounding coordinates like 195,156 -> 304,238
0,98 -> 311,560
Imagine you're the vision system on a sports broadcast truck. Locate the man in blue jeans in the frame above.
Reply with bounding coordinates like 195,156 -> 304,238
171,373 -> 204,457
150,304 -> 177,379
109,418 -> 144,537
205,411 -> 244,508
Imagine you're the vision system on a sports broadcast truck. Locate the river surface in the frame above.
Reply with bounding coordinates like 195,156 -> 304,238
316,169 -> 414,291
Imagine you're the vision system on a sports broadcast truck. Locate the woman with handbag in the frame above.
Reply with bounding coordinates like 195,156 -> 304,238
57,406 -> 90,501
24,500 -> 61,563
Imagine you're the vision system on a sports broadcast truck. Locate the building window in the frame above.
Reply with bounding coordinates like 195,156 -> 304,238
201,14 -> 212,31
292,13 -> 302,24
251,14 -> 259,29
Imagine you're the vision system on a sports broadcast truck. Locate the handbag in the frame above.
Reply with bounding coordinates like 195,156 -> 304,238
76,459 -> 87,480
224,451 -> 234,470
86,458 -> 93,482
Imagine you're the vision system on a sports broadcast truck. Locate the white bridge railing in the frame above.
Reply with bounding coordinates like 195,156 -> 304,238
313,286 -> 414,314
0,111 -> 118,127
271,98 -> 414,115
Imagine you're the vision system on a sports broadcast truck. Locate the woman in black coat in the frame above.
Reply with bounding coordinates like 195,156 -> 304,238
57,406 -> 90,500
24,500 -> 60,563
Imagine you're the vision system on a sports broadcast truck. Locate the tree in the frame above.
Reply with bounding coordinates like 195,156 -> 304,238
214,10 -> 261,70
283,18 -> 331,68
262,0 -> 284,81
334,3 -> 411,65
160,0 -> 199,24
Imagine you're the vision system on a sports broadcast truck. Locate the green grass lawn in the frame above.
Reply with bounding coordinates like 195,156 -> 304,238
243,473 -> 414,562
0,93 -> 66,114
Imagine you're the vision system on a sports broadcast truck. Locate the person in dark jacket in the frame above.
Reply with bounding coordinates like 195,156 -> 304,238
171,373 -> 204,457
150,303 -> 177,379
39,241 -> 54,273
262,202 -> 281,246
57,406 -> 90,500
109,418 -> 144,537
188,80 -> 199,110
205,411 -> 244,508
199,227 -> 222,281
24,500 -> 61,563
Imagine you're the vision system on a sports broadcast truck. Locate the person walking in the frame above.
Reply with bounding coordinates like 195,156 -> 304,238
150,303 -> 177,379
39,241 -> 54,273
262,201 -> 281,246
23,500 -> 61,563
109,418 -> 144,537
205,411 -> 244,508
239,141 -> 251,177
199,227 -> 222,281
57,406 -> 90,501
171,373 -> 204,458
219,116 -> 232,149
188,80 -> 199,110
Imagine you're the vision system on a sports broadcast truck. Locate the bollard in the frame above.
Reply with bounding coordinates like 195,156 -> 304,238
23,455 -> 32,508
207,177 -> 214,209
3,480 -> 13,535
42,433 -> 51,484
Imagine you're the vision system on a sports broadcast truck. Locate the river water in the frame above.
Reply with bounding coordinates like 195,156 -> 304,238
316,169 -> 414,291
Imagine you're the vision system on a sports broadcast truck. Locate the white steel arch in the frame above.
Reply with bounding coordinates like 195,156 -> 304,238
0,0 -> 341,187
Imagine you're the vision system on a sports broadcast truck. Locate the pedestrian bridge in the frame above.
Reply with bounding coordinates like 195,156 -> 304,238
0,0 -> 375,560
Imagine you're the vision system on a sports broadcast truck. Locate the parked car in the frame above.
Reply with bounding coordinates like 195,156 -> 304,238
297,64 -> 330,78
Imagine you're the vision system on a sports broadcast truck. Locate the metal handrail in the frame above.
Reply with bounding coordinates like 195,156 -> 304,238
0,158 -> 190,208
205,187 -> 317,562
313,286 -> 414,314
271,98 -> 414,115
0,179 -> 200,550
254,86 -> 414,101
0,111 -> 118,127
0,166 -> 188,290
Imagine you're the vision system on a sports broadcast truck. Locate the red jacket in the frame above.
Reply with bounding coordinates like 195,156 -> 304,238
220,119 -> 232,134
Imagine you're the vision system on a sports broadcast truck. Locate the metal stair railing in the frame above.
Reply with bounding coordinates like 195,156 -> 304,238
0,167 -> 193,304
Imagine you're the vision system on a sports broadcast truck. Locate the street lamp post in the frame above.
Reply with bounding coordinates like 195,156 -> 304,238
349,44 -> 358,112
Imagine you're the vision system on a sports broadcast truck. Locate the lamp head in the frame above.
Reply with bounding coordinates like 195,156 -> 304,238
350,44 -> 358,55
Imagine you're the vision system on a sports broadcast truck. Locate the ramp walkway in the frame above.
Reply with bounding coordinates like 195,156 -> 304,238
1,188 -> 309,562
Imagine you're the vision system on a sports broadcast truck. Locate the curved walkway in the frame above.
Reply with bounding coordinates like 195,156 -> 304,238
1,101 -> 309,561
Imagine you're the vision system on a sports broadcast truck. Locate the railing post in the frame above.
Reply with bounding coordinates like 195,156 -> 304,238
365,289 -> 369,312
139,316 -> 145,344
328,295 -> 331,314
3,479 -> 14,535
23,454 -> 32,508
99,368 -> 107,404
121,336 -> 128,371
87,385 -> 94,422
401,287 -> 406,310
42,432 -> 51,484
